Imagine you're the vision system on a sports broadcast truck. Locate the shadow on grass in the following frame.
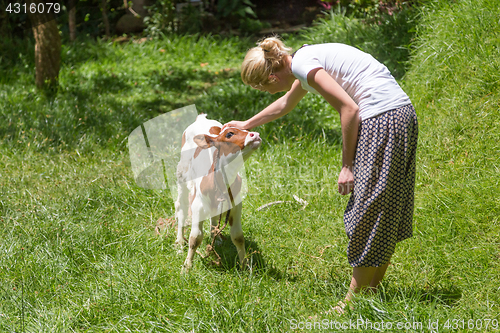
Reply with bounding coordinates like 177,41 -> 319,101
381,284 -> 462,307
201,237 -> 264,272
91,74 -> 132,94
416,285 -> 462,306
2,36 -> 343,153
201,237 -> 298,282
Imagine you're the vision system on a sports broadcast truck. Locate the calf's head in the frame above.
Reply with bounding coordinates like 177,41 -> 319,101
193,126 -> 261,163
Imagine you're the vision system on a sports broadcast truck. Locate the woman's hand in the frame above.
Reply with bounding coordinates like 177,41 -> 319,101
338,166 -> 354,195
222,80 -> 308,132
221,120 -> 248,131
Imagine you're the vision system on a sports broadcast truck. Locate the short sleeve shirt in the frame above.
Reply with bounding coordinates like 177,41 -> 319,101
291,43 -> 411,120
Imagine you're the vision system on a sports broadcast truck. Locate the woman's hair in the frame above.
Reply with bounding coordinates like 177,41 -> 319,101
241,36 -> 293,88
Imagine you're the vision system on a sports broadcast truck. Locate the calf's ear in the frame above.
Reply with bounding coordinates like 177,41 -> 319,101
193,134 -> 215,149
209,126 -> 221,135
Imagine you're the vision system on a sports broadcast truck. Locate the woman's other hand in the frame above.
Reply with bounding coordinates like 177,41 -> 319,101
338,166 -> 354,195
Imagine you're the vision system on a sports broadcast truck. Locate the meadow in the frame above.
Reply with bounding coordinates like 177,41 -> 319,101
1,0 -> 499,331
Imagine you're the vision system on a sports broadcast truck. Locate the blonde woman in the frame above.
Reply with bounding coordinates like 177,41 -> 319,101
222,37 -> 418,313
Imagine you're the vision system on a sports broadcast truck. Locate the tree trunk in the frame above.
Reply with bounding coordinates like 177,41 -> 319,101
28,0 -> 61,89
101,0 -> 110,38
69,0 -> 76,41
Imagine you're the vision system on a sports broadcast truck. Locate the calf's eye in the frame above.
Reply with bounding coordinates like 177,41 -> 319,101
225,132 -> 234,139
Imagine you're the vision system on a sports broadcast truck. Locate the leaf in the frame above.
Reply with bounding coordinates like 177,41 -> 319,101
244,7 -> 256,18
242,0 -> 255,7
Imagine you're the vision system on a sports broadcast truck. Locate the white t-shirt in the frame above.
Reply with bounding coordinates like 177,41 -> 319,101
291,43 -> 411,120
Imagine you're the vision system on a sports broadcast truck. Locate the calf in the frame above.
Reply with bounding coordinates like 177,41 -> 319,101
175,114 -> 261,270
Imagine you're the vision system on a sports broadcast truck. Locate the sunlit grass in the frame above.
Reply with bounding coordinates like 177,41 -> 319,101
1,1 -> 500,330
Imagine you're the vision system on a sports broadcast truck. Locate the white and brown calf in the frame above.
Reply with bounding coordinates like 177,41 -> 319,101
175,114 -> 261,270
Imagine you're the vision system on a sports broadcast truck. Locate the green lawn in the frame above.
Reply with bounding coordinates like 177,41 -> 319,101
1,0 -> 499,331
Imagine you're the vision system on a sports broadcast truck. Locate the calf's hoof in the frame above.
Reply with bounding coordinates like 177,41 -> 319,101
182,259 -> 193,273
240,258 -> 251,271
174,241 -> 184,254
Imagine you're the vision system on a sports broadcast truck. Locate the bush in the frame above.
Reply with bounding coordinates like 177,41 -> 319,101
319,0 -> 421,21
144,0 -> 176,37
144,0 -> 260,36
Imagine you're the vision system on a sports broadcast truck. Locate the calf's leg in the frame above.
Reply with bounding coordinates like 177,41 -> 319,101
183,211 -> 204,271
174,182 -> 189,250
229,203 -> 247,268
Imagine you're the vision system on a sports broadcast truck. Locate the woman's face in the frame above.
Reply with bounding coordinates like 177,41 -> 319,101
255,81 -> 286,94
254,71 -> 294,94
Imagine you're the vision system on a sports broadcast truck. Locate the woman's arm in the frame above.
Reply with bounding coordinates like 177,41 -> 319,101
223,80 -> 308,131
307,68 -> 360,195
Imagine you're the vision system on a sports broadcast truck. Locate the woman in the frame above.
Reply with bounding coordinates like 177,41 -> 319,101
222,37 -> 418,313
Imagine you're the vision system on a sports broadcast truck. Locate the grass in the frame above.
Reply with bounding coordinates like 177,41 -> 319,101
1,0 -> 500,331
298,5 -> 418,79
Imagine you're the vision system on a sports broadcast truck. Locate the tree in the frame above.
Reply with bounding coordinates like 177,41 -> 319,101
28,0 -> 61,89
69,0 -> 76,41
101,0 -> 111,38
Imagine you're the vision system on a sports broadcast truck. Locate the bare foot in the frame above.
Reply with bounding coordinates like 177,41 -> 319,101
324,301 -> 347,315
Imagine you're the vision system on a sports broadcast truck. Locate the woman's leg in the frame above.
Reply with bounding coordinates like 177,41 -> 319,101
370,260 -> 391,290
348,258 -> 392,301
334,261 -> 391,314
346,266 -> 377,302
333,267 -> 377,314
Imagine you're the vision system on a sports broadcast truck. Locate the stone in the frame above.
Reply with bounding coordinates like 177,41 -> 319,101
115,14 -> 145,34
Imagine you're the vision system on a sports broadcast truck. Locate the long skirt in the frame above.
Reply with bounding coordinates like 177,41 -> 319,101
344,104 -> 418,267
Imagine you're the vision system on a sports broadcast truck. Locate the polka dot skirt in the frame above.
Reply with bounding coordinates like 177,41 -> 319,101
344,104 -> 418,267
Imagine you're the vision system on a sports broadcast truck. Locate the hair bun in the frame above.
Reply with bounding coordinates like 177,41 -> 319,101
258,37 -> 291,61
240,35 -> 293,87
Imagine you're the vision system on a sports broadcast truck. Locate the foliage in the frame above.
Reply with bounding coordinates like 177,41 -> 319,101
62,0 -> 124,39
177,3 -> 205,34
0,0 -> 126,40
144,0 -> 260,36
238,17 -> 271,35
215,0 -> 256,19
143,0 -> 177,37
0,36 -> 35,83
319,0 -> 422,21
